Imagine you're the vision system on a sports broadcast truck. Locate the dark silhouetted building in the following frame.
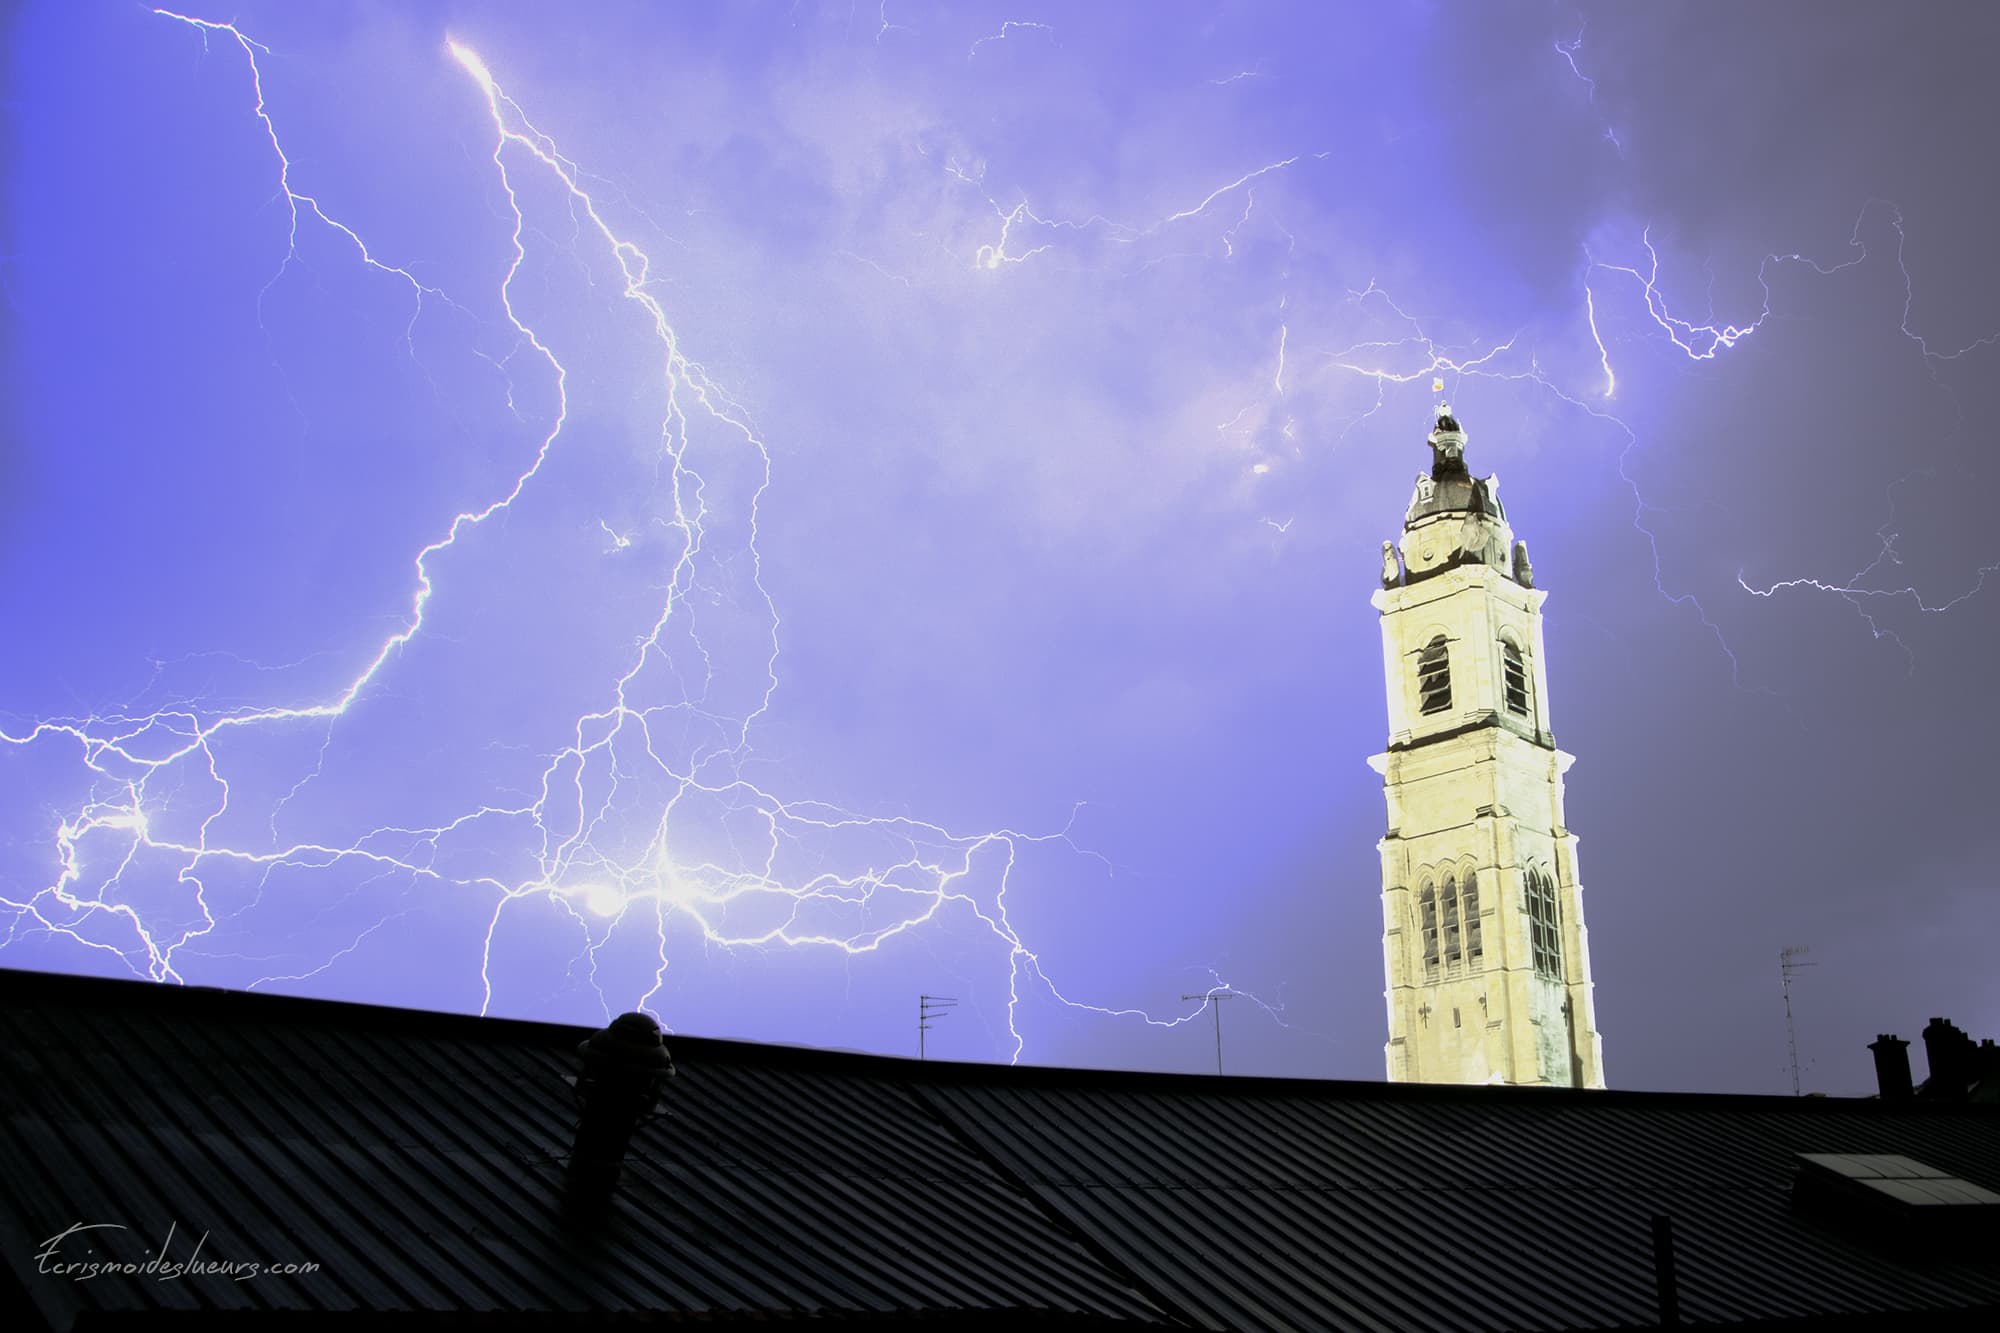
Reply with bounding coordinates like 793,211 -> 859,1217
3,967 -> 1998,1330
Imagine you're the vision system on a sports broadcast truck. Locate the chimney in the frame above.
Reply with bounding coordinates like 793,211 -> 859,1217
566,1012 -> 676,1208
1920,1017 -> 1970,1100
1868,1034 -> 1912,1100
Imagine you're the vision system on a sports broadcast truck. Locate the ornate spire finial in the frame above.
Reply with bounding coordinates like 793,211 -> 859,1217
1426,394 -> 1466,478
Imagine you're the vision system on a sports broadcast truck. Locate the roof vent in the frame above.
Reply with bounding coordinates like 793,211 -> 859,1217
565,1012 -> 675,1211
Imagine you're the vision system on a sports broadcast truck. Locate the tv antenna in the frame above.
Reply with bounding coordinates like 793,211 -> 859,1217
1779,946 -> 1816,1096
1181,990 -> 1241,1075
918,994 -> 958,1061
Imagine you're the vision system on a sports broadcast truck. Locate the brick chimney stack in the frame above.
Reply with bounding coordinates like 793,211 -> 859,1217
1867,1034 -> 1912,1100
1919,1017 -> 1973,1100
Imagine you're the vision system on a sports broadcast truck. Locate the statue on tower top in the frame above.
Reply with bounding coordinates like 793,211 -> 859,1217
1426,386 -> 1468,480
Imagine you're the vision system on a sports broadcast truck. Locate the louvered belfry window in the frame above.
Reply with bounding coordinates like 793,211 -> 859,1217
1419,883 -> 1439,973
1502,641 -> 1529,716
1463,871 -> 1482,961
1527,869 -> 1562,979
1417,638 -> 1451,715
1441,873 -> 1461,965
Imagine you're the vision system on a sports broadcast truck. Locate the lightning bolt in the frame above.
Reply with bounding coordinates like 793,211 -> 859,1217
0,11 -> 1284,1065
1542,33 -> 1996,667
1209,63 -> 1273,87
1579,199 -> 1997,668
147,11 -> 459,359
1313,271 -> 1790,690
968,20 -> 1056,62
1190,32 -> 1993,687
947,148 -> 1330,273
946,150 -> 1321,522
1554,26 -> 1624,154
875,3 -> 911,46
1737,470 -> 2000,674
6,9 -> 1985,1069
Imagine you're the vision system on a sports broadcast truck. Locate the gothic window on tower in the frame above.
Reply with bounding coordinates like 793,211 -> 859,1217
1417,637 -> 1451,715
1501,640 -> 1530,717
1526,868 -> 1563,979
1441,873 -> 1461,966
1463,870 -> 1483,963
1419,882 -> 1439,975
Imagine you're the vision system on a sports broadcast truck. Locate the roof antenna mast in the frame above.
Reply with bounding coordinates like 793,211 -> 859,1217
1779,946 -> 1816,1096
1181,990 -> 1241,1075
918,994 -> 958,1061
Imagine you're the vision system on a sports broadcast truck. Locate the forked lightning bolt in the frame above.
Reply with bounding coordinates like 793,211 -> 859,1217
1583,199 -> 1998,667
0,11 -> 1257,1060
1281,29 -> 1996,682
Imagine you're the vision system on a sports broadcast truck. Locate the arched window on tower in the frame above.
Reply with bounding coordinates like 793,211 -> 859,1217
1441,873 -> 1461,966
1526,869 -> 1562,980
1462,871 -> 1482,963
1501,640 -> 1530,717
1419,882 -> 1439,974
1417,637 -> 1451,715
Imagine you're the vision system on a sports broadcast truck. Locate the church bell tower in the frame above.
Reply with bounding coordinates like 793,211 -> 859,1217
1369,399 -> 1605,1087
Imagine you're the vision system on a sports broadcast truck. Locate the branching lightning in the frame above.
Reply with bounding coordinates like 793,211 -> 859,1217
940,69 -> 1981,675
947,150 -> 1329,273
0,11 -> 1265,1062
1263,36 -> 1998,687
875,3 -> 911,46
1555,26 -> 1623,153
4,8 -> 1990,1072
1546,30 -> 1995,668
968,20 -> 1056,62
1582,198 -> 1998,667
1737,471 -> 2000,673
1209,62 -> 1273,88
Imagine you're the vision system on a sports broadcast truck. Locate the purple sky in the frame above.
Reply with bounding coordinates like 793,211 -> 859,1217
3,1 -> 1996,1095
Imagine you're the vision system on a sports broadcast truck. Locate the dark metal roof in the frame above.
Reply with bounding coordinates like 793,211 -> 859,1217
5,967 -> 1998,1331
926,1080 -> 2000,1331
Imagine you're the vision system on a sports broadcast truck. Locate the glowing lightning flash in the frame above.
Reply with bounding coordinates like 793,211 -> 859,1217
5,11 -> 1986,1069
0,14 -> 1265,1066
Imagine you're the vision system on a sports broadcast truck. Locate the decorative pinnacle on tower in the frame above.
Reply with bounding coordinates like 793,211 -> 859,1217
1380,401 -> 1529,590
1428,400 -> 1468,479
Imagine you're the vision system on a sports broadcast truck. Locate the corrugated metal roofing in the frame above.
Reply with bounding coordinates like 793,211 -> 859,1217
0,970 -> 1167,1330
4,966 -> 1997,1331
923,1079 -> 2000,1331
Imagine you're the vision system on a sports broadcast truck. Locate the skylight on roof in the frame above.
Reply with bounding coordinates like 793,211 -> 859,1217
1797,1154 -> 2000,1208
1792,1151 -> 2000,1258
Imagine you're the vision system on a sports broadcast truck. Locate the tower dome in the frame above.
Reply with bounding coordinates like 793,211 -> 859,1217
1392,404 -> 1518,585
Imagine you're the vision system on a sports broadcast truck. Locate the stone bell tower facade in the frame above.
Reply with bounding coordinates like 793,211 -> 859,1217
1369,402 -> 1605,1088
